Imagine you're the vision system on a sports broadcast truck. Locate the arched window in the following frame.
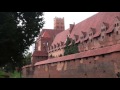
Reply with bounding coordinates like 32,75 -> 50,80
54,44 -> 56,48
116,31 -> 119,35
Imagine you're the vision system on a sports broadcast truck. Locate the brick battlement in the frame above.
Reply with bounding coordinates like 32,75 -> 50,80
22,43 -> 120,78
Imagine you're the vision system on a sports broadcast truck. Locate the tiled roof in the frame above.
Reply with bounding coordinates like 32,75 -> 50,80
51,12 -> 120,47
70,12 -> 120,40
51,29 -> 70,46
32,51 -> 48,57
36,29 -> 63,48
36,29 -> 63,42
41,31 -> 51,38
40,29 -> 63,38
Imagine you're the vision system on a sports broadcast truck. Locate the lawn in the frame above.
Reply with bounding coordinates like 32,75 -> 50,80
10,71 -> 21,78
0,70 -> 21,78
0,70 -> 6,78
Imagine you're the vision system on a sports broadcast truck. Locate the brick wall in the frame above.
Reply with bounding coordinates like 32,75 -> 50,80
22,51 -> 120,78
48,49 -> 64,58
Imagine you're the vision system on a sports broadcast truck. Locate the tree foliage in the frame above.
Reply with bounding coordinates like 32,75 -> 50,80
64,37 -> 79,56
0,12 -> 44,67
22,53 -> 32,66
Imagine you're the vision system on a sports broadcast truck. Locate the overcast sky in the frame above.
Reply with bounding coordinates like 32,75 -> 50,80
43,12 -> 98,29
29,12 -> 98,53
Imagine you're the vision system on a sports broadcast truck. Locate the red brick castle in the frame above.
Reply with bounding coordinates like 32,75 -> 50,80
22,12 -> 120,78
31,17 -> 65,64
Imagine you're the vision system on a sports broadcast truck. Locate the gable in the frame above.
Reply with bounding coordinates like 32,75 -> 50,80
70,12 -> 120,40
42,31 -> 51,38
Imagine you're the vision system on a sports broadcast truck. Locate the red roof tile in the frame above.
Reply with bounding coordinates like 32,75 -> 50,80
42,29 -> 63,37
50,12 -> 120,48
41,31 -> 51,38
38,29 -> 63,39
51,29 -> 70,46
32,51 -> 48,57
70,12 -> 120,40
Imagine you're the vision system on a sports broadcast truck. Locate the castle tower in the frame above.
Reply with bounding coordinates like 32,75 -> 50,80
54,17 -> 65,31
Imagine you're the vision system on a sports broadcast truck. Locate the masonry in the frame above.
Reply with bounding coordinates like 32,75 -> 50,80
22,43 -> 120,78
22,12 -> 120,78
22,49 -> 120,78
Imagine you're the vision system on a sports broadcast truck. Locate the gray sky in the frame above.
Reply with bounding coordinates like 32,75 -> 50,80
29,12 -> 98,53
43,12 -> 98,30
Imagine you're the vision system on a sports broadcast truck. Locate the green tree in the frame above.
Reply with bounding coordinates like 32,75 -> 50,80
0,12 -> 44,68
64,37 -> 71,55
23,52 -> 32,66
64,37 -> 79,56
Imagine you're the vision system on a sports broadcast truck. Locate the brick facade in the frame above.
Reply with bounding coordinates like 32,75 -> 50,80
22,52 -> 120,78
31,17 -> 64,63
22,12 -> 120,78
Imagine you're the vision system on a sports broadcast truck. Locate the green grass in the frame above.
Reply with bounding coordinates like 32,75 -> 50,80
10,71 -> 21,78
0,70 -> 21,78
0,70 -> 6,78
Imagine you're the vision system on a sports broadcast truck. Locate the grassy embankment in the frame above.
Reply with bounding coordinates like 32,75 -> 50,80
0,70 -> 21,78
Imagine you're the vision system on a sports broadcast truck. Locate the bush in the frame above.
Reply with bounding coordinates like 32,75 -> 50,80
10,71 -> 21,78
64,38 -> 79,56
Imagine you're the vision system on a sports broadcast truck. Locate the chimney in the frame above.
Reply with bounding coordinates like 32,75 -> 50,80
69,24 -> 75,33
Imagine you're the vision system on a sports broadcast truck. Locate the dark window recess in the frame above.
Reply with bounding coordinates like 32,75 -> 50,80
116,72 -> 120,78
74,59 -> 76,62
116,31 -> 119,35
103,70 -> 106,73
102,36 -> 104,39
68,60 -> 70,63
84,73 -> 87,76
96,37 -> 98,40
85,40 -> 87,43
108,33 -> 112,37
86,57 -> 88,60
101,29 -> 105,32
89,33 -> 92,36
76,38 -> 77,41
91,39 -> 92,42
117,23 -> 119,26
102,54 -> 105,57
